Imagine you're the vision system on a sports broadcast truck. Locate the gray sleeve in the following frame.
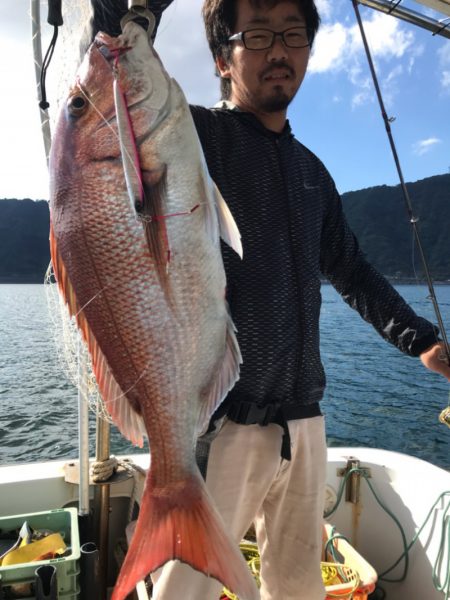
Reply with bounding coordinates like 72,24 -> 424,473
320,180 -> 439,357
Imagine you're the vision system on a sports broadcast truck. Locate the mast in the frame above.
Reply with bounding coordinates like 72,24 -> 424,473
30,0 -> 52,164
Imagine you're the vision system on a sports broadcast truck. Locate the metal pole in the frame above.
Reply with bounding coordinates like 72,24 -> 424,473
94,416 -> 111,600
78,342 -> 90,517
30,0 -> 52,163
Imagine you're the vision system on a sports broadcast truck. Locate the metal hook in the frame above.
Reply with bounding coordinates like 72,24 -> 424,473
120,6 -> 156,40
128,0 -> 148,7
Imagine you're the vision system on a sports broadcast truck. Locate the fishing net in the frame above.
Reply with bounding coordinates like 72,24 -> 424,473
44,265 -> 114,423
40,0 -> 113,423
48,0 -> 94,128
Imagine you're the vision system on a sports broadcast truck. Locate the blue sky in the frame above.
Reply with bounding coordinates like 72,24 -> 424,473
1,0 -> 449,199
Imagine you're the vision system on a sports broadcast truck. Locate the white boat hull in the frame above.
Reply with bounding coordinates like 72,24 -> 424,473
1,448 -> 449,599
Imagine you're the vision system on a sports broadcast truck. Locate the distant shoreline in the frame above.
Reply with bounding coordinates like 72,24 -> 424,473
0,276 -> 47,284
3,276 -> 450,286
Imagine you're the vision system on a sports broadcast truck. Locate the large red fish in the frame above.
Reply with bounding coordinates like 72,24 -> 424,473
49,13 -> 258,600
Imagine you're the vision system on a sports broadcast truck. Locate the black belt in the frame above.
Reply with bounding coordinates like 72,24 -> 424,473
227,401 -> 280,427
195,401 -> 322,476
226,401 -> 322,461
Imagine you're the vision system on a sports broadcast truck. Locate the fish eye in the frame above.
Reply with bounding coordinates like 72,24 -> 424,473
68,94 -> 88,116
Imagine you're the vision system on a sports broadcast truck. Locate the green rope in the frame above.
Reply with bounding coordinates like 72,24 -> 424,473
324,467 -> 450,598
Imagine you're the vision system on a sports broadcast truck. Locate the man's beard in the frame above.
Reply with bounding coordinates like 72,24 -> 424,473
258,88 -> 292,113
257,62 -> 297,113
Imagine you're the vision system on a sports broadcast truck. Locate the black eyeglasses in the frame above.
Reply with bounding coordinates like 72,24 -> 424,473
228,26 -> 311,50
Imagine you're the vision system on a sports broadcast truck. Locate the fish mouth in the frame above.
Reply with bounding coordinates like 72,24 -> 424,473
95,38 -> 132,63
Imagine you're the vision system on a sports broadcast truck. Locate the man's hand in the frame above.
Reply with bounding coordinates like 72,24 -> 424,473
420,342 -> 450,382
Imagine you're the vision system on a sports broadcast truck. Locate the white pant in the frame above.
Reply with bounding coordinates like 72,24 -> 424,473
152,416 -> 327,600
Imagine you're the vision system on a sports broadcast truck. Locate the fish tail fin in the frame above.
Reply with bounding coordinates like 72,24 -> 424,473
111,473 -> 259,600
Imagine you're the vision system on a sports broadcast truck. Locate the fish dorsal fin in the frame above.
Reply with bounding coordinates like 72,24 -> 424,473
196,306 -> 241,436
49,224 -> 146,447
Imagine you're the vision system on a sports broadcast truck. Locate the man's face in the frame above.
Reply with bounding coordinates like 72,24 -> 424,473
218,0 -> 310,117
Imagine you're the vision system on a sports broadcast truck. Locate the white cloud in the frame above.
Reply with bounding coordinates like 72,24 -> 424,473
309,10 -> 417,109
438,43 -> 450,90
156,0 -> 219,107
352,90 -> 368,108
385,64 -> 403,84
315,0 -> 334,22
380,64 -> 404,106
438,43 -> 450,65
413,138 -> 442,156
309,22 -> 348,73
348,12 -> 414,59
350,76 -> 371,108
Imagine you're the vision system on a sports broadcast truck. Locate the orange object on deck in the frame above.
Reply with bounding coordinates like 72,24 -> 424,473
322,522 -> 378,600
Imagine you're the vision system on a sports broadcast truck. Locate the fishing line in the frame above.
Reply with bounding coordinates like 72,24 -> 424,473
76,68 -> 154,218
76,79 -> 150,205
74,284 -> 110,319
351,0 -> 450,425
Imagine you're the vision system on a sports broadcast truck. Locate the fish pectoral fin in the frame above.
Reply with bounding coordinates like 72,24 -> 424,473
139,165 -> 173,305
201,167 -> 243,259
197,308 -> 242,436
111,473 -> 259,600
49,224 -> 146,448
212,181 -> 243,259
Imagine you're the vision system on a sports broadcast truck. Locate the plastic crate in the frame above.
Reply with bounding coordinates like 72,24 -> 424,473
0,508 -> 80,599
221,524 -> 377,600
323,523 -> 377,600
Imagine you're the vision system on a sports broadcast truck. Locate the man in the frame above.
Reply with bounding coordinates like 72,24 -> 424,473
92,1 -> 450,598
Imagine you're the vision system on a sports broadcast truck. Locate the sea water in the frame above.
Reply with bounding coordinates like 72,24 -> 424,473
0,283 -> 449,467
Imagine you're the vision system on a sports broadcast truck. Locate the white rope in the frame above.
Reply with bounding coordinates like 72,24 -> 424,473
90,456 -> 119,482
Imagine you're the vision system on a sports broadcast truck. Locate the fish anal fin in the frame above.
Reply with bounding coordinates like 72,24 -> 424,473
49,224 -> 146,447
197,308 -> 241,436
111,473 -> 259,600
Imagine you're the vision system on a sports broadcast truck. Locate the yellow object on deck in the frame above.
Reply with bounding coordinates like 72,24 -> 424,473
221,523 -> 378,600
0,533 -> 66,566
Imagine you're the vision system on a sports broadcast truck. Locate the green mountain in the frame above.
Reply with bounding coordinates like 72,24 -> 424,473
0,172 -> 449,283
341,173 -> 450,281
0,199 -> 50,283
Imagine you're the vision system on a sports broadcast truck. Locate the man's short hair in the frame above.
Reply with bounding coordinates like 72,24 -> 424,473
202,0 -> 320,99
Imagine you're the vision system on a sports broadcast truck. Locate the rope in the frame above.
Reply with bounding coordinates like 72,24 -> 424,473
90,456 -> 118,482
325,466 -> 450,597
